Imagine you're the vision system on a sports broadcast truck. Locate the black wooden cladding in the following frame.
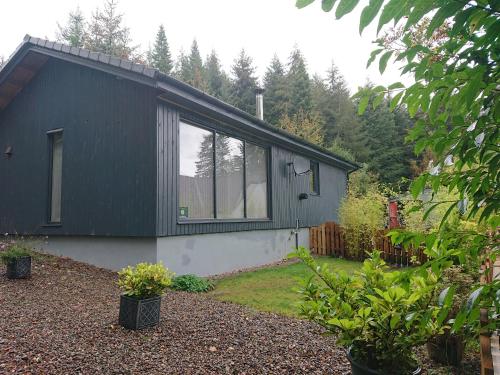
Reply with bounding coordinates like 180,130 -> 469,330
156,102 -> 347,237
0,57 -> 347,238
0,59 -> 157,236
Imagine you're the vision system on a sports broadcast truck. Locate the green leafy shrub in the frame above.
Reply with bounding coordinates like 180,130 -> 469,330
171,274 -> 214,293
290,247 -> 450,374
0,243 -> 32,264
118,262 -> 174,299
339,170 -> 386,258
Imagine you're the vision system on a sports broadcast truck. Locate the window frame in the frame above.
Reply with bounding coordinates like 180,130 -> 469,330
310,160 -> 320,196
177,118 -> 271,224
46,128 -> 64,225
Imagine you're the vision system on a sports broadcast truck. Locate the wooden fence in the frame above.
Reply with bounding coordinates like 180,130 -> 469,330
309,221 -> 426,266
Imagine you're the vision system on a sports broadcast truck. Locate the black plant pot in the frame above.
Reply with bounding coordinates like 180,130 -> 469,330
119,295 -> 161,330
427,334 -> 464,366
6,256 -> 31,279
347,348 -> 422,375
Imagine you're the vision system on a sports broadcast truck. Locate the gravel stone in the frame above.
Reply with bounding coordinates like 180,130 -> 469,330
0,254 -> 350,374
0,253 -> 479,374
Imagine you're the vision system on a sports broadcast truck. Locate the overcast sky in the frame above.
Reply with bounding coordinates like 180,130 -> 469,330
0,0 -> 410,92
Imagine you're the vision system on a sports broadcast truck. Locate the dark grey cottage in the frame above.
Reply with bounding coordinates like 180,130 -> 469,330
0,36 -> 357,275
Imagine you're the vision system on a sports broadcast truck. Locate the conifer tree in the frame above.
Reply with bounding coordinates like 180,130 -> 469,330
286,47 -> 312,116
312,62 -> 368,160
204,50 -> 230,100
56,7 -> 87,48
195,134 -> 215,178
148,25 -> 173,74
174,50 -> 191,83
278,110 -> 324,146
263,55 -> 288,126
187,40 -> 208,90
85,0 -> 137,59
228,49 -> 258,115
358,93 -> 411,184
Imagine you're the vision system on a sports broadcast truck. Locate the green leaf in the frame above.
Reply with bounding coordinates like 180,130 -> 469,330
438,286 -> 454,307
373,92 -> 385,109
410,174 -> 427,199
366,48 -> 384,68
321,0 -> 336,12
405,1 -> 437,30
358,95 -> 370,115
377,0 -> 400,33
461,69 -> 485,108
423,202 -> 441,221
431,63 -> 444,78
296,0 -> 316,9
388,82 -> 405,90
359,0 -> 384,34
466,287 -> 483,312
335,0 -> 360,19
390,91 -> 404,111
390,313 -> 401,329
439,202 -> 459,229
379,51 -> 393,74
451,310 -> 467,332
426,1 -> 465,37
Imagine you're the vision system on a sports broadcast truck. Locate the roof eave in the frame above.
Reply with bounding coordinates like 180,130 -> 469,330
155,74 -> 359,172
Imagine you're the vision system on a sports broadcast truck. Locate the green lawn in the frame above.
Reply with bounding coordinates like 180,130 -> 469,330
210,257 -> 362,317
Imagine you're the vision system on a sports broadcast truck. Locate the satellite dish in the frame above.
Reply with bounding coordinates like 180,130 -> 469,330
290,156 -> 310,175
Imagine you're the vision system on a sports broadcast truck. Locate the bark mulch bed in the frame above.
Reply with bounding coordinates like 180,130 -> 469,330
0,253 -> 350,374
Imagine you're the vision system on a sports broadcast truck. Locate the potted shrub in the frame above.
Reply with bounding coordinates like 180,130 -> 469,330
118,262 -> 174,330
426,265 -> 477,366
1,243 -> 32,279
291,247 -> 451,375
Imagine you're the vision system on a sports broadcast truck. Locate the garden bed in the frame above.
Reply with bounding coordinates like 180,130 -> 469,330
0,252 -> 479,374
0,253 -> 349,374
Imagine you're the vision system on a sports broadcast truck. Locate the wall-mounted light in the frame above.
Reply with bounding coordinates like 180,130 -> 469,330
4,145 -> 12,158
299,193 -> 309,200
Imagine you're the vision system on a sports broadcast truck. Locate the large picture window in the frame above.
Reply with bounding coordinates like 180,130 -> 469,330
245,143 -> 268,218
216,134 -> 244,219
179,123 -> 214,219
179,121 -> 269,220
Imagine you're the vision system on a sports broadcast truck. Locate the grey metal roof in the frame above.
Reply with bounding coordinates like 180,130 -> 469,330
0,35 -> 359,172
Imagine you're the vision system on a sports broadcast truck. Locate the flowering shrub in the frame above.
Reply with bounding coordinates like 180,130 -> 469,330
118,262 -> 174,299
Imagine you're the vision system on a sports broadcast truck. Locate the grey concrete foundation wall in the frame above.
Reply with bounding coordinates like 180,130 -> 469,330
38,237 -> 157,271
37,228 -> 309,276
156,228 -> 309,276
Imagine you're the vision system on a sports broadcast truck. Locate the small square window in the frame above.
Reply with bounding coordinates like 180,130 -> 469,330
310,161 -> 319,195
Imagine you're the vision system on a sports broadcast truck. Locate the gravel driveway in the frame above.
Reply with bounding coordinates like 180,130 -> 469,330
0,253 -> 350,374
